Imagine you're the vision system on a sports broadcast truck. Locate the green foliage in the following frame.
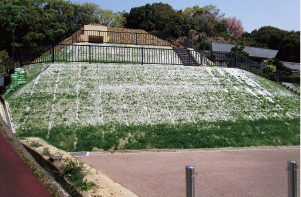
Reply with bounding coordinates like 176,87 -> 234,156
30,141 -> 42,147
186,4 -> 225,37
194,34 -> 208,50
0,0 -> 124,55
0,50 -> 9,62
263,65 -> 276,73
124,3 -> 195,39
254,26 -> 287,50
48,125 -> 76,152
279,31 -> 300,62
231,44 -> 250,58
121,117 -> 300,149
17,124 -> 48,139
124,3 -> 156,32
253,26 -> 300,62
22,117 -> 300,152
162,11 -> 195,38
266,58 -> 292,73
60,158 -> 95,191
43,147 -> 52,156
75,125 -> 104,151
24,155 -> 31,162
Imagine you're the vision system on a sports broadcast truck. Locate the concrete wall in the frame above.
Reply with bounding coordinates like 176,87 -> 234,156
81,25 -> 108,43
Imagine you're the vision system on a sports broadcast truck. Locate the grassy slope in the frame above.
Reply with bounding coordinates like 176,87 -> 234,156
6,63 -> 300,151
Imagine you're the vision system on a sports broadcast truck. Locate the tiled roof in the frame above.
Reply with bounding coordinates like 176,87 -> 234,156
209,42 -> 278,59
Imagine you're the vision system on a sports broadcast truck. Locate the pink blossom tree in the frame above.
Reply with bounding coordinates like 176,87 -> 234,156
226,17 -> 244,38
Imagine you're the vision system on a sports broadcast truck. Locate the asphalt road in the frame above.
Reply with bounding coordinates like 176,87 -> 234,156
79,147 -> 300,197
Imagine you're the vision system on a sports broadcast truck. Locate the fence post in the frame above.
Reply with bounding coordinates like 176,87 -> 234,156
287,160 -> 298,197
186,166 -> 196,197
201,52 -> 203,66
99,31 -> 101,43
189,49 -> 191,66
136,33 -> 138,45
20,49 -> 23,67
89,45 -> 91,64
52,44 -> 55,63
230,51 -> 233,67
141,47 -> 143,65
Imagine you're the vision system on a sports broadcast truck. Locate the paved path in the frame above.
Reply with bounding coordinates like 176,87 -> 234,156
79,147 -> 300,197
0,130 -> 53,197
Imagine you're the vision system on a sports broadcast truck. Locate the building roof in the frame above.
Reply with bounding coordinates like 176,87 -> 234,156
282,61 -> 300,70
209,42 -> 278,59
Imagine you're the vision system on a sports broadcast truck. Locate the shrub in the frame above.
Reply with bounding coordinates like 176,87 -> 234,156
280,65 -> 292,73
263,65 -> 276,73
43,147 -> 52,156
60,158 -> 95,191
0,50 -> 9,62
30,141 -> 42,147
291,73 -> 300,84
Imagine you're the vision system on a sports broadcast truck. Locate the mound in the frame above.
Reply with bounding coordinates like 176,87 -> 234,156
6,63 -> 300,151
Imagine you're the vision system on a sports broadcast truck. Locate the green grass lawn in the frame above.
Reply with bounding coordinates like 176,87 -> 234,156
6,62 -> 300,152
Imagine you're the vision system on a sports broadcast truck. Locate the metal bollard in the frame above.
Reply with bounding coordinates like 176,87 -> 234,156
287,160 -> 298,197
186,166 -> 197,197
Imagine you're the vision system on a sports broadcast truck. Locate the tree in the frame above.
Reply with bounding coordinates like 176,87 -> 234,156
252,26 -> 300,62
184,4 -> 226,37
152,2 -> 175,31
194,33 -> 209,50
75,2 -> 100,27
183,5 -> 203,17
97,9 -> 115,27
226,17 -> 243,38
110,11 -> 126,28
278,31 -> 300,62
124,3 -> 156,31
162,11 -> 195,38
253,26 -> 287,50
19,7 -> 52,47
231,44 -> 250,58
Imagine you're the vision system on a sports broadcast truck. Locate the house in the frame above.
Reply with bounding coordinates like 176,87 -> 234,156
281,61 -> 300,73
208,42 -> 279,65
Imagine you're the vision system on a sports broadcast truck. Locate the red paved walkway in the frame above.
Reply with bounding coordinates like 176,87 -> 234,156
0,131 -> 53,197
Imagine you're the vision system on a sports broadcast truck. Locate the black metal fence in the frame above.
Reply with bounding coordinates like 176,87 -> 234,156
72,30 -> 172,46
0,43 -> 296,83
190,49 -> 260,67
4,44 -> 183,66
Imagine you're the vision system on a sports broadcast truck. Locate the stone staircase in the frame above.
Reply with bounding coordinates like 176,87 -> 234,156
173,47 -> 199,66
277,82 -> 300,96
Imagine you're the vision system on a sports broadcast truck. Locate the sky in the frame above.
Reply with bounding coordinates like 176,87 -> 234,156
70,0 -> 300,33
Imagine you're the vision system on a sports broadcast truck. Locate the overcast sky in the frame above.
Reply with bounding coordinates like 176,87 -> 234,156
70,0 -> 300,33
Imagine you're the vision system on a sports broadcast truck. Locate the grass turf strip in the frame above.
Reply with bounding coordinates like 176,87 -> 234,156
17,117 -> 300,152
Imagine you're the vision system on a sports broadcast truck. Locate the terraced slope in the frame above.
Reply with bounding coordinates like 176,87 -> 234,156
6,63 -> 300,151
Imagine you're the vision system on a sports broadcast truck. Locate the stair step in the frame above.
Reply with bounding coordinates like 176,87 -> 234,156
173,47 -> 199,66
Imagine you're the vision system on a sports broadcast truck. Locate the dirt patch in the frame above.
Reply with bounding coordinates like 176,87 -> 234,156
21,137 -> 138,197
